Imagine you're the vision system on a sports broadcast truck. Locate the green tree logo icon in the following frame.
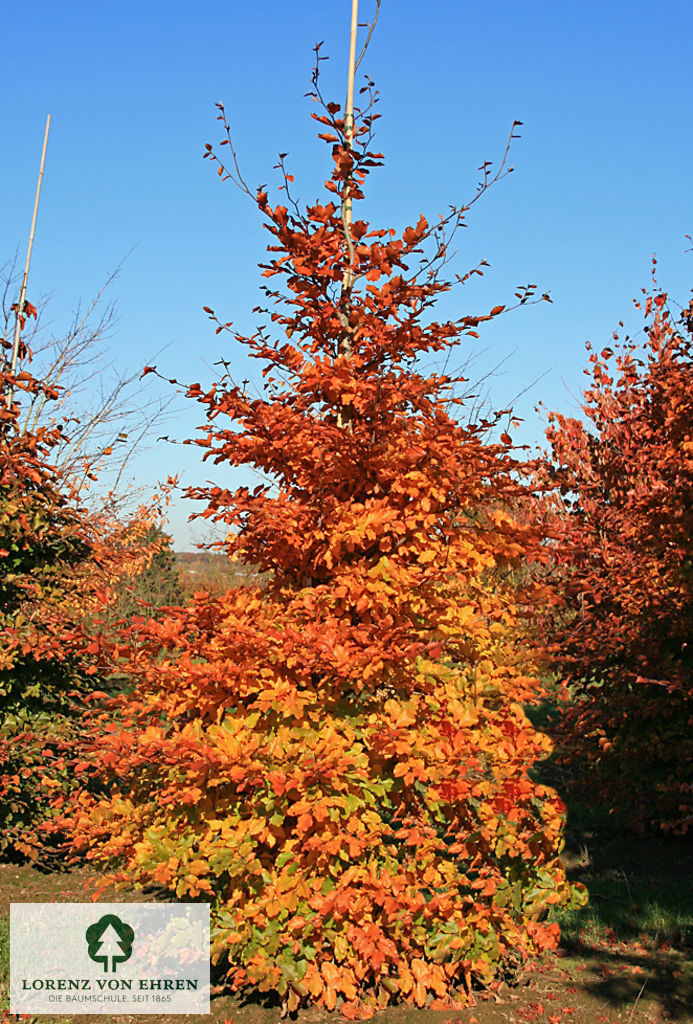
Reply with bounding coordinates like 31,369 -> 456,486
86,914 -> 134,972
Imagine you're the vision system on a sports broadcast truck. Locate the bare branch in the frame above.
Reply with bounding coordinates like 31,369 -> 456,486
203,104 -> 255,199
354,0 -> 382,72
1,259 -> 175,506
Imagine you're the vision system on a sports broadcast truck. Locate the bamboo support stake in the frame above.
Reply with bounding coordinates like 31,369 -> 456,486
344,0 -> 359,205
341,2 -> 359,330
337,0 -> 359,393
6,114 -> 51,408
337,0 -> 380,426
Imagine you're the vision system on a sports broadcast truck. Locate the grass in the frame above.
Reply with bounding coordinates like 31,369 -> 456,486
0,915 -> 7,997
525,694 -> 693,954
545,825 -> 693,1023
553,838 -> 693,950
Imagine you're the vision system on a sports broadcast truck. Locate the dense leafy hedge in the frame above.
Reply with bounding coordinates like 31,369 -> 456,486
544,279 -> 693,833
0,350 -> 174,859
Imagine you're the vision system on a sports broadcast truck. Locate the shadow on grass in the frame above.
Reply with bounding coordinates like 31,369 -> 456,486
555,830 -> 693,1018
561,943 -> 693,1022
557,832 -> 693,944
525,697 -> 693,1020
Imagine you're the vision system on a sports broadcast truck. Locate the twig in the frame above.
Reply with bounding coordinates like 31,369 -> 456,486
7,114 -> 51,407
619,867 -> 633,904
626,978 -> 648,1024
354,0 -> 381,72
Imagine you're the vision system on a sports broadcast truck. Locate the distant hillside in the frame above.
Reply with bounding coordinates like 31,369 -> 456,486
175,551 -> 264,594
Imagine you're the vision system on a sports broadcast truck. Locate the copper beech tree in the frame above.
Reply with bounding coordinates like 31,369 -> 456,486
66,71 -> 582,1015
0,325 -> 174,860
544,272 -> 693,834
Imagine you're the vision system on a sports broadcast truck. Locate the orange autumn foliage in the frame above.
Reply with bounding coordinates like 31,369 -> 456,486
65,74 -> 583,1014
544,274 -> 693,833
0,340 -> 176,860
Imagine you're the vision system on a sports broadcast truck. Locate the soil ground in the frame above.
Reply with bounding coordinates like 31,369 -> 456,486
1,825 -> 691,1024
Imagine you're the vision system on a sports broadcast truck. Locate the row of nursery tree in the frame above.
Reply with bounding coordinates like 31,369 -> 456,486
1,57 -> 691,1019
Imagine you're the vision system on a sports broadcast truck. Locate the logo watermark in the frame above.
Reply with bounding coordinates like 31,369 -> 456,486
86,913 -> 135,972
11,903 -> 210,1014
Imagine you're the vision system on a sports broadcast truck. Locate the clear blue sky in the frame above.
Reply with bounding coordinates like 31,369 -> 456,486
3,0 -> 691,549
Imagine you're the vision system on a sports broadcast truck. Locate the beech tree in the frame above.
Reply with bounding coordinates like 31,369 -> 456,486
1,119 -> 177,863
64,49 -> 582,1016
544,270 -> 693,833
0,329 -> 172,860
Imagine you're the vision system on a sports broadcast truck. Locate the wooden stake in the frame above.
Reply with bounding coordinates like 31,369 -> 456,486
338,0 -> 359,371
344,0 -> 358,170
337,0 -> 380,426
6,115 -> 51,407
